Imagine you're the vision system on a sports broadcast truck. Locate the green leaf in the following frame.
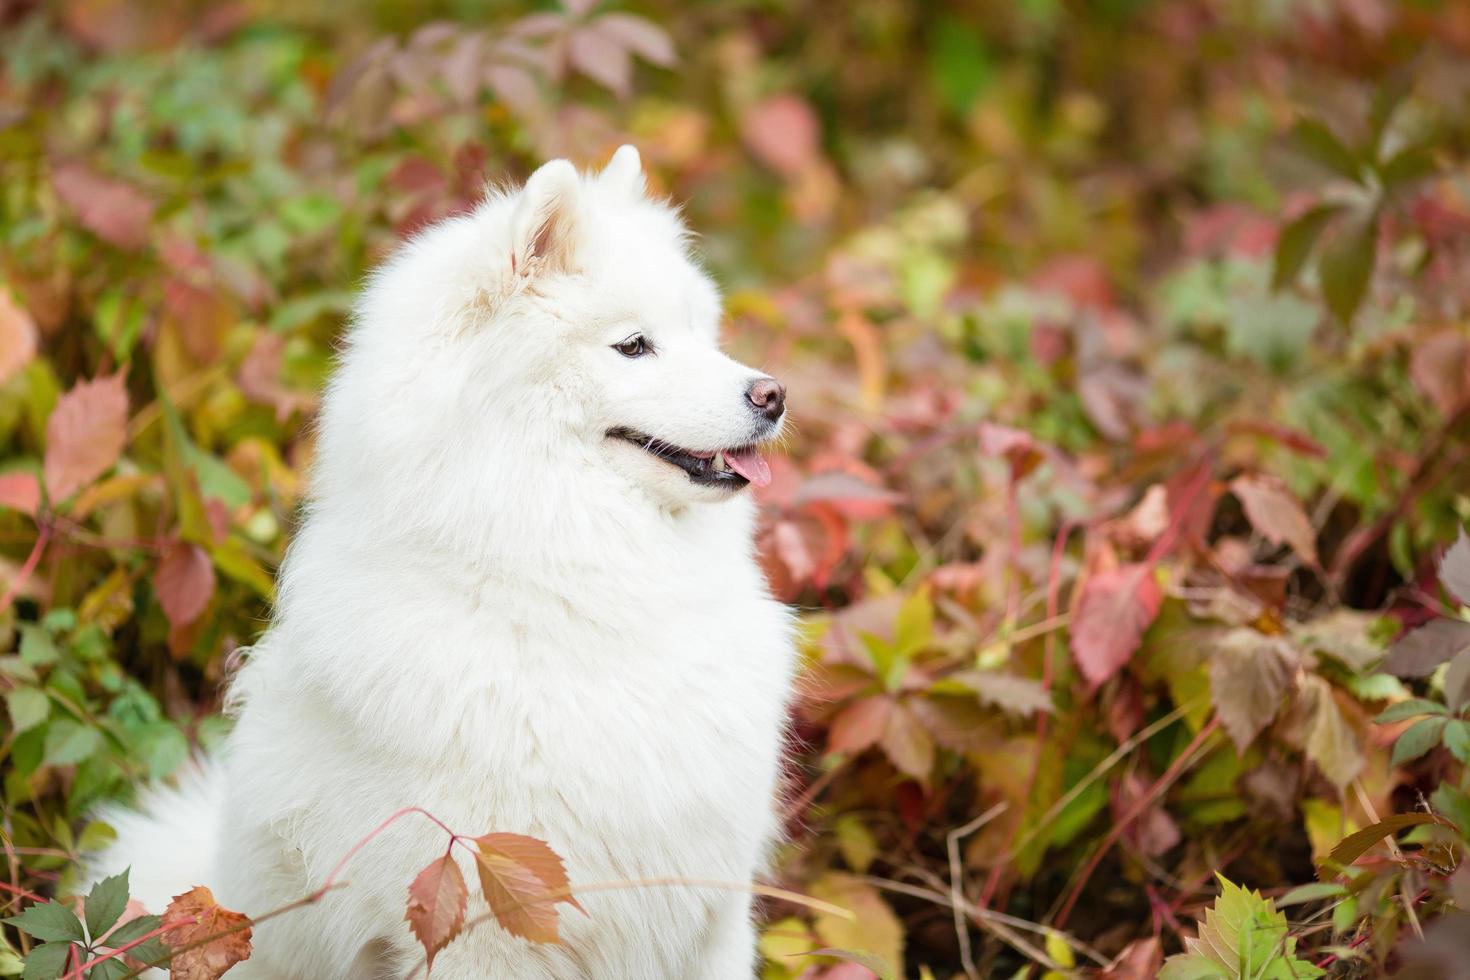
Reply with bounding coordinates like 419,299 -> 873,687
86,959 -> 130,980
1443,719 -> 1470,764
1272,205 -> 1341,290
1160,876 -> 1322,979
893,586 -> 933,660
1276,882 -> 1346,907
5,687 -> 48,734
76,820 -> 116,855
1374,698 -> 1447,724
135,723 -> 189,779
1431,783 -> 1470,839
1390,715 -> 1449,767
1378,145 -> 1435,189
0,942 -> 22,978
1158,954 -> 1229,980
4,902 -> 85,944
84,869 -> 130,940
1318,216 -> 1377,324
1290,120 -> 1364,182
42,719 -> 102,767
20,942 -> 70,980
1368,70 -> 1414,152
103,913 -> 160,947
17,626 -> 58,667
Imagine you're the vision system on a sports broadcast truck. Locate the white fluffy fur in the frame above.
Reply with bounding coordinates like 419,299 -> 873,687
90,147 -> 796,979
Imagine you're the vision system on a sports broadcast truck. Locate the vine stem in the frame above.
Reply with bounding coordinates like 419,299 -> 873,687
0,522 -> 52,610
61,918 -> 191,980
1053,717 -> 1221,928
316,806 -> 462,896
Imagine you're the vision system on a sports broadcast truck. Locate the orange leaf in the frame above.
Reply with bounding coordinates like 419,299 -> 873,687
160,886 -> 252,980
0,472 -> 40,517
44,373 -> 128,504
154,541 -> 216,628
472,833 -> 581,945
0,286 -> 38,387
405,853 -> 468,971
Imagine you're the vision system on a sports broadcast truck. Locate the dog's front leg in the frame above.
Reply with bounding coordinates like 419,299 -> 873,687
684,892 -> 758,980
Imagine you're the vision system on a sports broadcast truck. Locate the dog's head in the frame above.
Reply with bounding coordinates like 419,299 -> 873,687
509,148 -> 785,506
322,147 -> 785,527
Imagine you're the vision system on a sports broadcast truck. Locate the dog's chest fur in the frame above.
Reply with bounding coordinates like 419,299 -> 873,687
221,505 -> 795,974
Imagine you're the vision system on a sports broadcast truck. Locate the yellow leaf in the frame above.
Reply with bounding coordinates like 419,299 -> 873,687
808,873 -> 903,978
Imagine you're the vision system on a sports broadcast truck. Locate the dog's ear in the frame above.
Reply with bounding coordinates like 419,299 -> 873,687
598,144 -> 645,200
510,159 -> 581,276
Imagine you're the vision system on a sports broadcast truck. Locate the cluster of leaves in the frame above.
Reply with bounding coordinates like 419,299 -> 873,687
3,0 -> 1470,977
3,869 -> 250,980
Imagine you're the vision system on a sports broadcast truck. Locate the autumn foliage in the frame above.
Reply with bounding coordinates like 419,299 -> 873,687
4,0 -> 1470,977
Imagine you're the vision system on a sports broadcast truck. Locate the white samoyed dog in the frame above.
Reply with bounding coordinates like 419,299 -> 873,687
90,146 -> 797,979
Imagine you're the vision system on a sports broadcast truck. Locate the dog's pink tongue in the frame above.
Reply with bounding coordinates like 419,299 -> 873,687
724,448 -> 772,488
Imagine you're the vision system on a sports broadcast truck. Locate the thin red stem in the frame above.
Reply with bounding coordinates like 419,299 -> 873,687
61,918 -> 191,980
1054,718 -> 1220,928
316,807 -> 461,895
0,522 -> 52,610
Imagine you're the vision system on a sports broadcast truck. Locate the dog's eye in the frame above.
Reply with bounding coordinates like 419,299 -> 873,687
613,335 -> 649,358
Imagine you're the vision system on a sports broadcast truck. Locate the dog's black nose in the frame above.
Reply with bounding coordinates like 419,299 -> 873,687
746,378 -> 786,422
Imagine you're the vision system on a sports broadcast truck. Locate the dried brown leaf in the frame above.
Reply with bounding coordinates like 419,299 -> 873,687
1230,473 -> 1319,567
160,886 -> 252,980
1209,630 -> 1295,752
1300,675 -> 1364,789
827,695 -> 892,755
878,700 -> 935,780
1384,618 -> 1470,678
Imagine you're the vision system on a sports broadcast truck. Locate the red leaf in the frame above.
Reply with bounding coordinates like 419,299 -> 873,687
1031,254 -> 1115,310
1230,473 -> 1319,567
44,373 -> 129,503
828,696 -> 892,755
594,13 -> 675,66
1441,531 -> 1470,607
795,471 -> 902,519
740,95 -> 820,179
473,833 -> 581,945
978,422 -> 1044,479
0,286 -> 38,387
155,542 -> 217,628
1070,564 -> 1164,688
568,26 -> 632,98
0,473 -> 40,517
405,854 -> 468,971
1409,330 -> 1470,416
161,886 -> 252,980
51,163 -> 155,251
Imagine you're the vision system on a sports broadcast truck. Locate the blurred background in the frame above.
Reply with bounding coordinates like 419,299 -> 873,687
3,0 -> 1470,976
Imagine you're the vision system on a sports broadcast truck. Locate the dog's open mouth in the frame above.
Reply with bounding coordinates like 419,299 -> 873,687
608,427 -> 772,489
